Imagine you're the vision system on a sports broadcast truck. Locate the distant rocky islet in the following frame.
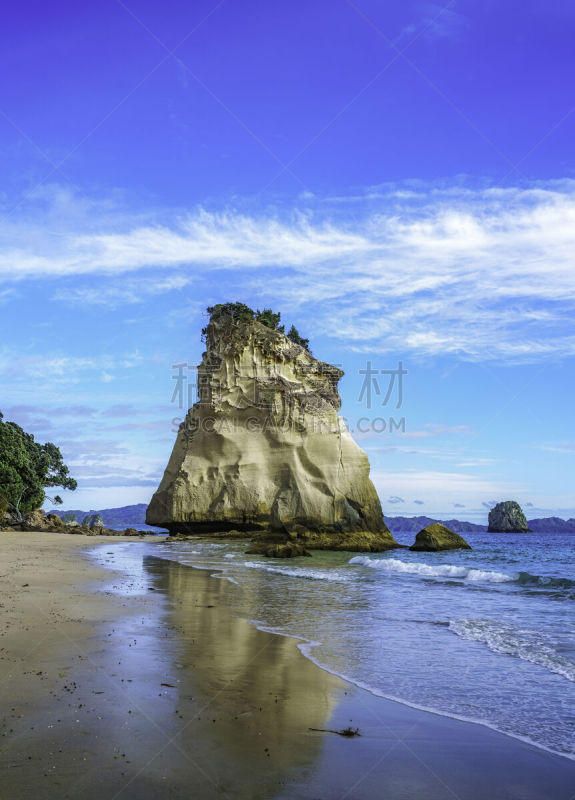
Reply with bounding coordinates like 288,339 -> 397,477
488,500 -> 530,532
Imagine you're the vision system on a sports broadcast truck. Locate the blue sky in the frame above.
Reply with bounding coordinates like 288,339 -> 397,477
1,0 -> 574,521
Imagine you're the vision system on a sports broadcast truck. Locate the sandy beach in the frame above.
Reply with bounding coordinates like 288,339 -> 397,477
0,532 -> 573,800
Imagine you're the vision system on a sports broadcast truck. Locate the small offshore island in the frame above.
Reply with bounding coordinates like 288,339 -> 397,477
488,500 -> 531,532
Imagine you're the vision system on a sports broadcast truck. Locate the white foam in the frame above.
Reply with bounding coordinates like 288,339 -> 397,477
449,619 -> 575,682
243,561 -> 344,582
349,556 -> 513,583
212,573 -> 240,585
240,617 -> 575,761
295,640 -> 575,761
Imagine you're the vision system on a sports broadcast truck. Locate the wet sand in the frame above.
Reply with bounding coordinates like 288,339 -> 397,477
0,532 -> 573,799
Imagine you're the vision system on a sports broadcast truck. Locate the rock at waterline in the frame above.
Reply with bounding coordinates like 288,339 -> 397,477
488,501 -> 531,533
147,303 -> 399,554
82,513 -> 104,528
409,522 -> 472,552
246,539 -> 312,558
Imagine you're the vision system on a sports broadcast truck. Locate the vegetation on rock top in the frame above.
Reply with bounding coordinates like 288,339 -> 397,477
203,302 -> 311,351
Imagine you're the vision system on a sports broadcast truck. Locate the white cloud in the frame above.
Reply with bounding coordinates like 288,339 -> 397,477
53,274 -> 193,308
0,348 -> 143,382
372,469 -> 525,509
2,180 -> 575,362
401,423 -> 473,439
540,442 -> 575,454
395,2 -> 469,44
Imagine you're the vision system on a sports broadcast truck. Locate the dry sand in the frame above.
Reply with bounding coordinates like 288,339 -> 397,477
0,532 -> 573,799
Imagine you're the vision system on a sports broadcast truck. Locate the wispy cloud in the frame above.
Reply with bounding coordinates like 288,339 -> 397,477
0,349 -> 144,382
53,274 -> 193,308
1,404 -> 97,424
402,423 -> 473,439
396,1 -> 469,44
481,500 -> 499,508
540,441 -> 575,454
374,472 -> 524,507
2,180 -> 575,362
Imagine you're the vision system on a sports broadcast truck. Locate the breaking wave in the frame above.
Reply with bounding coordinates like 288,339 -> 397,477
349,556 -> 514,583
243,562 -> 345,582
516,572 -> 575,590
449,619 -> 575,682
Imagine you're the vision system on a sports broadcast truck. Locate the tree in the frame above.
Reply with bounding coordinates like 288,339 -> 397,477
200,303 -> 312,352
202,302 -> 256,340
0,412 -> 77,521
287,324 -> 311,352
255,308 -> 282,330
207,302 -> 255,323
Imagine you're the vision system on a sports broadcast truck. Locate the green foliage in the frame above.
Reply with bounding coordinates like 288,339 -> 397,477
0,412 -> 77,519
202,303 -> 256,340
255,308 -> 281,330
201,303 -> 311,351
61,511 -> 78,524
287,324 -> 311,352
207,302 -> 255,322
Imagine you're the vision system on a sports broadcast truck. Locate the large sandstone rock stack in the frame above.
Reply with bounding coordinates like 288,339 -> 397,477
488,501 -> 531,532
147,307 -> 398,552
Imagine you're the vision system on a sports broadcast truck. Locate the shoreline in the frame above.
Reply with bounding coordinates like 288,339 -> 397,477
148,536 -> 575,765
294,638 -> 575,764
1,532 -> 573,799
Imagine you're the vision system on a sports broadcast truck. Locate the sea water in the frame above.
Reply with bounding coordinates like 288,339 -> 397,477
99,531 -> 575,759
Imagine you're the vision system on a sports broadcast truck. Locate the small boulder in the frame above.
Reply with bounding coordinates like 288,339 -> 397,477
409,522 -> 471,552
246,540 -> 312,558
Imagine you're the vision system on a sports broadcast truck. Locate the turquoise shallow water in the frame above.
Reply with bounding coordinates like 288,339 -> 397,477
99,531 -> 575,760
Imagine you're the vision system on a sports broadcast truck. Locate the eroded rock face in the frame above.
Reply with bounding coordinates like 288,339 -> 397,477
147,313 -> 398,552
82,513 -> 104,528
409,522 -> 471,551
488,501 -> 530,532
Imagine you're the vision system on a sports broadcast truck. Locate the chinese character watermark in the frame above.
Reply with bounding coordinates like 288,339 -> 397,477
171,363 -> 193,410
169,359 -> 408,436
358,360 -> 407,409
